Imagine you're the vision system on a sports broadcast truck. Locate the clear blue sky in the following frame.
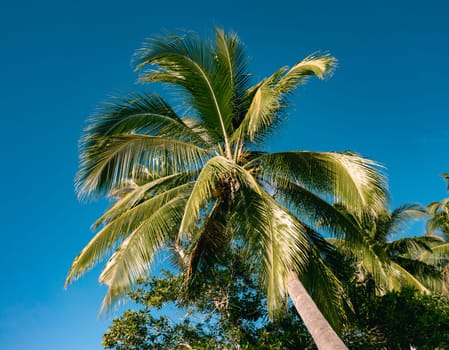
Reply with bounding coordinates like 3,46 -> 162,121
1,0 -> 448,349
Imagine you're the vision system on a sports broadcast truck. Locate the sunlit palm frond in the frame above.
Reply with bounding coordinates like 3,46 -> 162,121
266,173 -> 367,246
213,27 -> 250,130
390,262 -> 431,294
230,67 -> 286,146
231,54 -> 336,148
134,31 -> 233,153
76,134 -> 209,199
252,151 -> 387,217
83,91 -> 209,147
92,172 -> 197,229
276,53 -> 337,93
392,257 -> 443,293
99,194 -> 187,312
419,242 -> 449,265
178,155 -> 260,240
229,186 -> 310,315
65,182 -> 192,288
300,248 -> 350,333
386,236 -> 433,258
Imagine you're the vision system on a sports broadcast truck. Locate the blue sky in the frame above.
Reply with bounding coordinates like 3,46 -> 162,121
1,0 -> 448,349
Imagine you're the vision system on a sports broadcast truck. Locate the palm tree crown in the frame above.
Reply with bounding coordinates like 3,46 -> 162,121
66,28 -> 387,322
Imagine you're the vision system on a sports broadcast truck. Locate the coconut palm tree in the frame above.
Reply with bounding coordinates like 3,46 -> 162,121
427,173 -> 449,238
333,203 -> 443,294
420,173 -> 449,292
65,28 -> 387,350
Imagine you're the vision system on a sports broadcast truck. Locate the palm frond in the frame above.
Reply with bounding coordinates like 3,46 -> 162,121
92,171 -> 196,230
134,31 -> 234,155
419,242 -> 449,265
427,198 -> 449,237
229,186 -> 310,315
178,155 -> 260,239
386,236 -> 433,258
213,27 -> 251,131
230,67 -> 286,145
65,182 -> 191,287
300,248 -> 351,333
392,257 -> 443,293
382,204 -> 427,239
83,91 -> 209,147
251,151 -> 387,217
266,172 -> 366,245
98,195 -> 186,312
76,134 -> 209,199
231,54 -> 336,148
184,200 -> 229,281
276,53 -> 337,93
390,262 -> 431,294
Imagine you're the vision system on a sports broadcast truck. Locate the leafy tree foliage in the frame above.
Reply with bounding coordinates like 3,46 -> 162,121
345,283 -> 449,350
103,252 -> 315,349
103,265 -> 449,350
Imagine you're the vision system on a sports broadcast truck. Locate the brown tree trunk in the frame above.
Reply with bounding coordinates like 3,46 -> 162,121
287,271 -> 348,350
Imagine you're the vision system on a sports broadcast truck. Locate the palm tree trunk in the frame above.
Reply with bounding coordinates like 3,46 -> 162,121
287,271 -> 347,350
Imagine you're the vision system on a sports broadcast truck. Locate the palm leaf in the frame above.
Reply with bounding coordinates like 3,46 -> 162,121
229,186 -> 310,315
178,155 -> 260,240
251,151 -> 387,217
92,171 -> 197,229
390,262 -> 430,294
76,134 -> 209,199
134,31 -> 233,155
392,257 -> 443,293
386,236 -> 433,258
65,182 -> 192,287
419,242 -> 449,265
300,248 -> 351,333
184,200 -> 229,281
276,53 -> 337,93
230,67 -> 286,145
98,194 -> 187,312
83,91 -> 209,147
231,54 -> 336,148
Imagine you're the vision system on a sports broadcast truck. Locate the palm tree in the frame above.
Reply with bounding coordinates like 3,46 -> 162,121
421,173 -> 449,292
334,203 -> 443,294
427,173 -> 449,238
65,28 -> 387,349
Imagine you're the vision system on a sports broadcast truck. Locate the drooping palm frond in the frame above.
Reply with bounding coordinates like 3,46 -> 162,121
251,151 -> 387,217
392,257 -> 443,293
418,241 -> 449,265
382,204 -> 428,238
91,171 -> 197,230
389,262 -> 431,294
84,92 -> 209,146
229,186 -> 310,315
65,182 -> 192,288
300,247 -> 351,333
99,194 -> 187,312
183,200 -> 229,282
386,236 -> 433,258
76,134 -> 210,199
